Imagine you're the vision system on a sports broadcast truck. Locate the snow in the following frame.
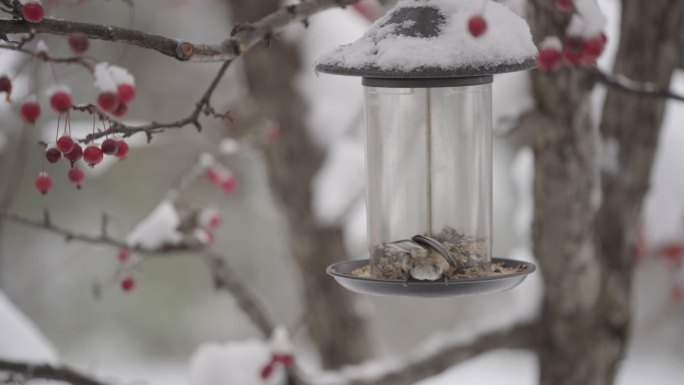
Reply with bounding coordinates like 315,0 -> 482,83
109,65 -> 135,86
219,138 -> 241,155
189,339 -> 285,385
269,326 -> 293,355
94,63 -> 118,92
540,36 -> 562,51
126,199 -> 184,249
573,0 -> 608,37
45,83 -> 71,97
35,40 -> 49,54
316,0 -> 537,74
0,290 -> 57,363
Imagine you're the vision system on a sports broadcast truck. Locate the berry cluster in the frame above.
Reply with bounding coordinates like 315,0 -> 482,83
261,327 -> 295,380
193,207 -> 223,246
203,152 -> 240,195
538,0 -> 608,71
0,37 -> 138,195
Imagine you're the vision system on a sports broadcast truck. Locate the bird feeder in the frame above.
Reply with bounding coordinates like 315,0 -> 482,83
319,0 -> 537,297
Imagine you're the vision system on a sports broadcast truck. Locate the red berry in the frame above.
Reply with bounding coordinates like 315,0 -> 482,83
68,32 -> 89,53
265,126 -> 280,141
115,140 -> 129,159
0,75 -> 11,100
21,100 -> 41,123
83,145 -> 104,166
56,135 -> 75,154
50,91 -> 72,113
22,2 -> 45,23
209,215 -> 222,229
555,0 -> 574,12
34,171 -> 52,194
468,15 -> 487,38
221,177 -> 239,195
68,167 -> 85,188
563,36 -> 584,65
45,147 -> 61,163
97,92 -> 119,112
206,168 -> 222,185
117,84 -> 136,104
121,276 -> 136,292
117,248 -> 131,262
583,34 -> 607,62
273,354 -> 295,366
660,244 -> 684,265
111,103 -> 128,118
64,142 -> 83,164
100,138 -> 119,155
538,48 -> 562,71
260,363 -> 274,380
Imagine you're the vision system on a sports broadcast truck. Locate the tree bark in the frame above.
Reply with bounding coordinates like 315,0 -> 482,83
527,1 -> 684,384
226,0 -> 370,368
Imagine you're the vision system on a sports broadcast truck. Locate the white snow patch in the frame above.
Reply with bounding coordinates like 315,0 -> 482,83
317,0 -> 537,73
94,62 -> 118,93
0,291 -> 57,362
35,40 -> 49,54
126,200 -> 183,249
540,36 -> 562,51
219,138 -> 241,155
270,326 -> 293,355
598,135 -> 620,175
108,65 -> 135,86
189,339 -> 285,385
574,0 -> 608,37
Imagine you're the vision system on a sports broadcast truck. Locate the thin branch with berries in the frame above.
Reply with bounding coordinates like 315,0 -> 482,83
0,0 -> 361,61
0,209 -> 203,253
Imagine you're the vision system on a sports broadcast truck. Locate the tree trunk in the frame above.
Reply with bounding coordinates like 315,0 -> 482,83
227,0 -> 370,368
527,1 -> 684,384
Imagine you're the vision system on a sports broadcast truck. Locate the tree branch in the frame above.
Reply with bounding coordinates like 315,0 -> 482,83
75,58 -> 233,143
592,68 -> 684,103
0,359 -> 106,385
339,322 -> 539,385
0,209 -> 202,253
203,251 -> 274,337
0,0 -> 360,62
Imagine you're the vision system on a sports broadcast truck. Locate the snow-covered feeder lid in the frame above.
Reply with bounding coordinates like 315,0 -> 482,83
315,0 -> 537,86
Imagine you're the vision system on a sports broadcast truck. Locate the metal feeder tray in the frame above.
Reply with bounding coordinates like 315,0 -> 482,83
327,258 -> 536,298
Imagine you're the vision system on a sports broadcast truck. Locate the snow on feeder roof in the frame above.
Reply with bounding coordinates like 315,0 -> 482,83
315,0 -> 537,80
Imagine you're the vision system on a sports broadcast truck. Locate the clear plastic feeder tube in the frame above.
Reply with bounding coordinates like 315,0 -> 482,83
364,80 -> 493,279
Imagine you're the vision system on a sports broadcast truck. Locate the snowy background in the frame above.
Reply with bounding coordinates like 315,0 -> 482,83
0,0 -> 683,384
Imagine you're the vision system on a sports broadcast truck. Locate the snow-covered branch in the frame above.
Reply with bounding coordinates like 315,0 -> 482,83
593,68 -> 684,103
0,359 -> 106,385
327,322 -> 539,385
0,0 -> 360,62
0,209 -> 203,253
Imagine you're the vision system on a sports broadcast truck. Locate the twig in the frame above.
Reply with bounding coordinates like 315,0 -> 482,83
0,0 -> 360,62
0,44 -> 95,71
73,59 -> 233,143
0,209 -> 201,253
0,359 -> 106,385
592,68 -> 684,103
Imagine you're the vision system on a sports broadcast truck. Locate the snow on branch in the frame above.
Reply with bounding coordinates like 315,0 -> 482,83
0,359 -> 106,385
0,0 -> 361,62
593,68 -> 684,103
0,209 -> 202,253
327,322 -> 538,385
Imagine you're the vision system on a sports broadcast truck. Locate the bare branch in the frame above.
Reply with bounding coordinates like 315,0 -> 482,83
203,251 -> 274,337
340,322 -> 539,385
0,209 -> 202,253
0,0 -> 360,62
0,359 -> 106,385
592,68 -> 684,103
